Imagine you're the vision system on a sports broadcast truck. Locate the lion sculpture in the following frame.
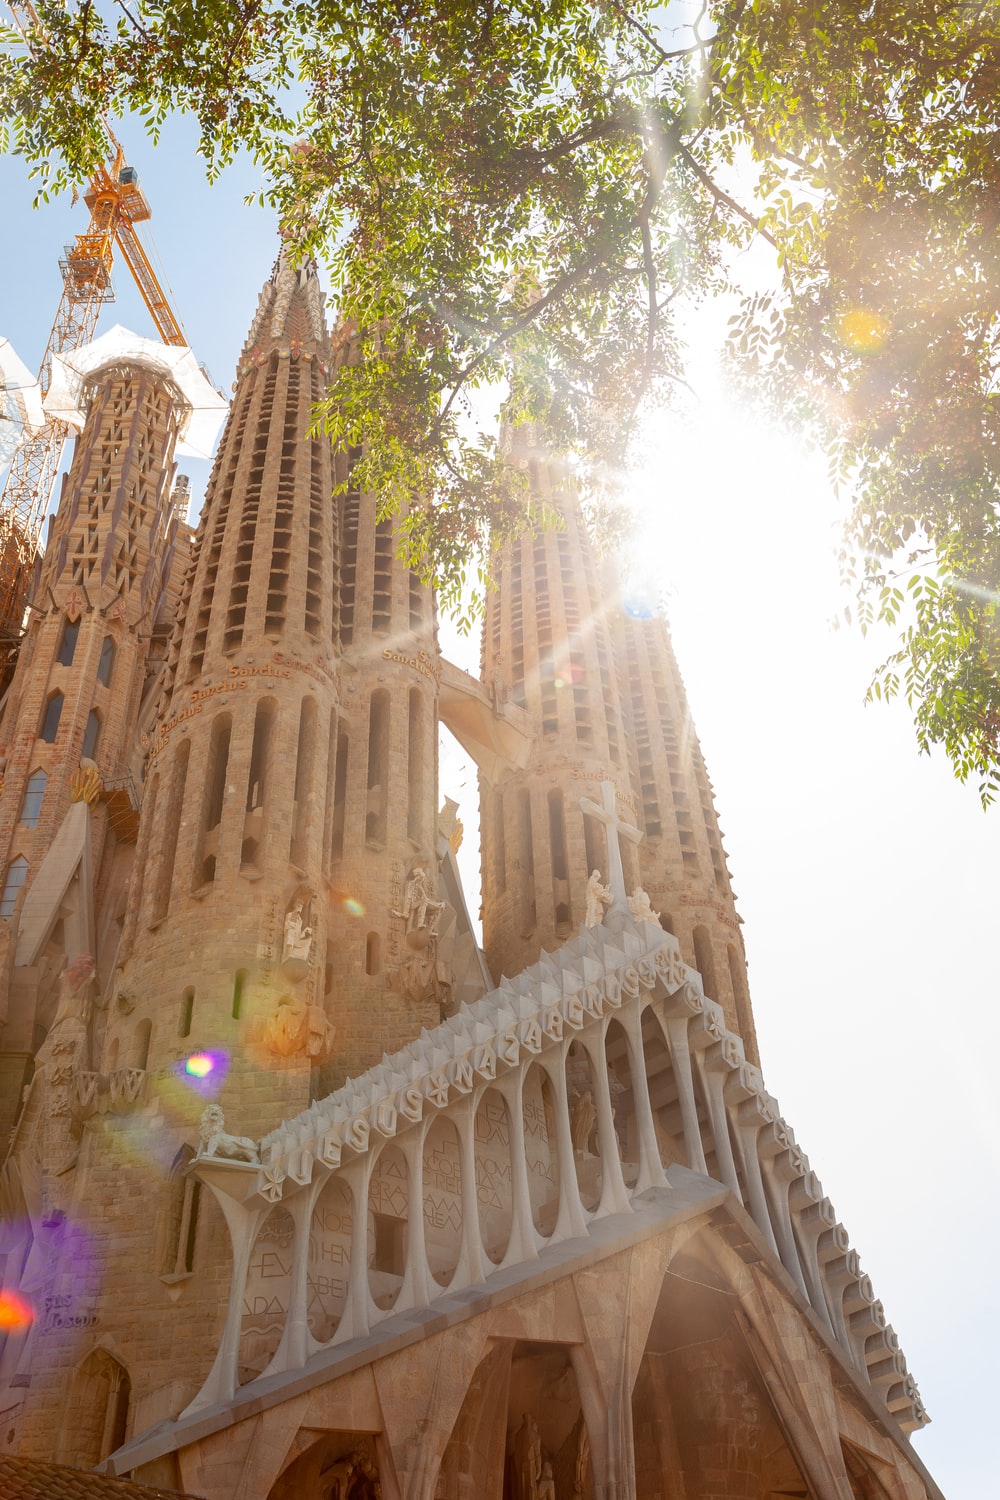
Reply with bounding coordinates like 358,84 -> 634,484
197,1104 -> 259,1164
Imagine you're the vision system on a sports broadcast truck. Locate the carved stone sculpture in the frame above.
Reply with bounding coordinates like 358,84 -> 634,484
393,866 -> 444,938
264,993 -> 337,1063
283,900 -> 313,964
627,886 -> 660,925
584,869 -> 612,928
197,1104 -> 259,1164
34,956 -> 96,1202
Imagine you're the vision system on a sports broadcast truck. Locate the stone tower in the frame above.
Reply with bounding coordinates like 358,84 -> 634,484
0,348 -> 191,1141
479,434 -> 637,981
112,257 -> 342,1136
620,611 -> 758,1061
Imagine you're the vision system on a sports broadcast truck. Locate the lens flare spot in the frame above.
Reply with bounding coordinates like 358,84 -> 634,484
185,1052 -> 215,1079
343,897 -> 365,917
837,307 -> 889,353
0,1292 -> 34,1332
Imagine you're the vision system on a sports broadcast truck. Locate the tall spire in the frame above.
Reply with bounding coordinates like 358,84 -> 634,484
114,252 -> 341,1133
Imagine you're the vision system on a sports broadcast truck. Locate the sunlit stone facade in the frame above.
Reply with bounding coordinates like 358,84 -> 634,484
0,257 -> 941,1500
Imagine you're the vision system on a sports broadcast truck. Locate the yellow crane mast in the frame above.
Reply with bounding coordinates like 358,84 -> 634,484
0,0 -> 186,670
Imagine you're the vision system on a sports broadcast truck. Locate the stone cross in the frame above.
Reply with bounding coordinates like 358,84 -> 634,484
579,780 -> 642,908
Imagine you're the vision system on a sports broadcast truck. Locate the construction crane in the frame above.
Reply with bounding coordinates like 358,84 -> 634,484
0,0 -> 187,670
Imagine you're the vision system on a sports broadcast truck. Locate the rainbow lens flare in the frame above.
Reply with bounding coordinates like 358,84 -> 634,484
343,897 -> 365,917
184,1053 -> 215,1079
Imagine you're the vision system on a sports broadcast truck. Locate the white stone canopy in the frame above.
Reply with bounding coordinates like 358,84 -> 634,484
43,324 -> 228,459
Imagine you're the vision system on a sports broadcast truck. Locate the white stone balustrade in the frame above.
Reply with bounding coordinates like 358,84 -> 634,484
186,909 -> 927,1433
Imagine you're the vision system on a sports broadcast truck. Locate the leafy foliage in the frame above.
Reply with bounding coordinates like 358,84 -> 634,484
3,0 -> 1000,795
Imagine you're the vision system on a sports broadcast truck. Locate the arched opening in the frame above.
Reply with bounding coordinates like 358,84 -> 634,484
19,770 -> 46,828
523,1063 -> 559,1238
474,1088 -> 513,1264
503,1343 -> 593,1500
308,1175 -> 353,1344
40,691 -> 63,743
423,1114 -> 462,1287
59,1350 -> 131,1468
368,1145 -> 408,1311
565,1042 -> 601,1210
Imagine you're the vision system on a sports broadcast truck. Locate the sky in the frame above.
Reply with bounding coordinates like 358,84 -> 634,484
1,103 -> 997,1500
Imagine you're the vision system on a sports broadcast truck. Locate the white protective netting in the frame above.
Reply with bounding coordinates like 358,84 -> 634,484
0,336 -> 45,469
44,325 -> 229,459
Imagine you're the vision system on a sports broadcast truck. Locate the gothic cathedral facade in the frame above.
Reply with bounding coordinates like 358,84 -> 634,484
0,257 -> 943,1500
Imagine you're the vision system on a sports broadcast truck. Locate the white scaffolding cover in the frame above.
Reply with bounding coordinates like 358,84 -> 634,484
0,336 -> 46,469
44,325 -> 228,459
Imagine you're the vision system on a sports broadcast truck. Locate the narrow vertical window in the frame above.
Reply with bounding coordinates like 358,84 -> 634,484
407,688 -> 424,844
290,696 -> 317,868
519,788 -> 535,931
242,698 -> 275,868
493,791 -> 506,894
151,738 -> 189,923
331,728 -> 349,861
178,987 -> 194,1038
58,618 -> 79,667
19,770 -> 46,828
97,635 -> 116,687
164,1147 -> 201,1278
0,856 -> 28,918
81,709 -> 101,760
195,714 -> 231,886
366,690 -> 389,846
134,1018 -> 152,1070
548,789 -> 570,927
365,932 -> 380,976
232,970 -> 246,1021
693,925 -> 717,1002
40,691 -> 63,743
